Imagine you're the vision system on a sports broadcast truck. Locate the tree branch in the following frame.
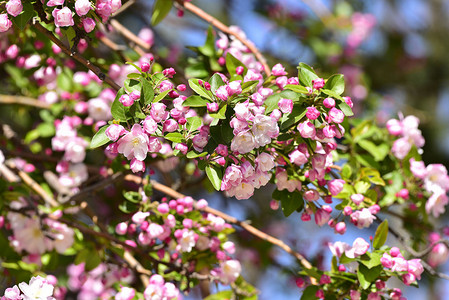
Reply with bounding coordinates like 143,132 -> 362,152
0,94 -> 51,109
174,0 -> 271,76
33,22 -> 121,91
124,174 -> 314,271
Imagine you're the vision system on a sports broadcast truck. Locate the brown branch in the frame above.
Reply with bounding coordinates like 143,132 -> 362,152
33,22 -> 121,91
174,0 -> 271,76
110,19 -> 152,52
0,94 -> 51,109
124,174 -> 314,271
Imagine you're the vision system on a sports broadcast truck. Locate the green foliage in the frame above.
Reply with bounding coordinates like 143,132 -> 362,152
151,0 -> 173,26
205,164 -> 223,191
373,220 -> 389,249
90,126 -> 109,149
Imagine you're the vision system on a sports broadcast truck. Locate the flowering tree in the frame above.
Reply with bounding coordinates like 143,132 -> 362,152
0,0 -> 448,299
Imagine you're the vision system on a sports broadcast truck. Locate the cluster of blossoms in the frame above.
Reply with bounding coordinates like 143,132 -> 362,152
114,196 -> 242,286
313,239 -> 424,300
5,200 -> 74,255
346,12 -> 377,52
387,115 -> 425,160
410,156 -> 449,217
1,276 -> 57,300
67,262 -> 134,299
0,0 -> 122,33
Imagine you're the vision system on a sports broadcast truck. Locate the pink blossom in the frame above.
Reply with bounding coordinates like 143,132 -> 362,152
150,103 -> 168,122
312,78 -> 325,90
306,106 -> 320,120
328,107 -> 345,123
386,119 -> 403,136
117,124 -> 149,161
105,124 -> 126,142
231,130 -> 256,154
328,179 -> 345,196
351,208 -> 375,229
409,158 -> 427,179
278,98 -> 293,114
0,14 -> 13,32
426,190 -> 448,218
207,102 -> 219,112
228,81 -> 242,95
328,241 -> 351,258
323,97 -> 335,108
6,0 -> 23,17
297,121 -> 316,139
345,237 -> 370,258
215,85 -> 229,101
115,287 -> 135,300
82,18 -> 96,33
272,63 -> 287,76
130,158 -> 145,173
350,194 -> 365,206
52,7 -> 74,27
392,137 -> 412,159
75,0 -> 91,16
315,207 -> 331,226
47,0 -> 64,6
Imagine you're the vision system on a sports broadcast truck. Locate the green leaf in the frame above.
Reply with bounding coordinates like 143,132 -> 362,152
164,132 -> 184,143
65,27 -> 76,49
141,79 -> 154,106
226,53 -> 247,77
323,74 -> 345,95
204,291 -> 233,300
354,181 -> 370,194
199,26 -> 216,57
36,123 -> 55,138
373,220 -> 388,249
209,73 -> 226,92
186,151 -> 208,158
285,84 -> 309,94
57,70 -> 73,91
151,0 -> 173,26
338,101 -> 354,116
12,2 -> 35,30
90,126 -> 109,149
301,285 -> 319,300
359,252 -> 382,269
186,116 -> 202,132
124,79 -> 141,92
183,95 -> 210,107
154,90 -> 170,102
280,105 -> 307,130
297,62 -> 319,87
358,140 -> 389,162
209,104 -> 227,119
111,88 -> 128,120
321,89 -> 344,100
189,78 -> 212,99
273,189 -> 304,217
241,80 -> 259,93
205,165 -> 223,191
357,264 -> 382,290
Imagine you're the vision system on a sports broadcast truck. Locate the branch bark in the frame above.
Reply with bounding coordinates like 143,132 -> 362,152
174,0 -> 271,76
33,22 -> 121,91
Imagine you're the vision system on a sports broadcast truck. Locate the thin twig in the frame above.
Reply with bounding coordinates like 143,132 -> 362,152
110,19 -> 152,52
124,174 -> 314,271
0,94 -> 51,109
174,0 -> 271,76
33,22 -> 121,91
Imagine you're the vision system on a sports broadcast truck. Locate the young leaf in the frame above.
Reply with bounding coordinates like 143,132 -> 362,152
284,84 -> 309,94
209,73 -> 226,92
183,95 -> 210,107
226,53 -> 247,77
199,26 -> 216,57
151,0 -> 173,26
111,88 -> 128,120
141,79 -> 154,106
357,264 -> 382,290
373,219 -> 388,249
324,74 -> 345,95
209,104 -> 227,120
188,79 -> 212,100
186,116 -> 202,132
164,132 -> 184,143
205,165 -> 223,191
124,79 -> 141,92
338,101 -> 354,117
297,62 -> 319,87
90,126 -> 110,149
154,90 -> 170,102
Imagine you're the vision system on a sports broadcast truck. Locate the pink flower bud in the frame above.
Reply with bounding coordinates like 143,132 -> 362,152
116,222 -> 128,235
75,0 -> 91,16
335,222 -> 347,235
275,76 -> 288,89
338,265 -> 346,272
119,94 -> 133,107
312,78 -> 325,90
397,188 -> 409,199
196,199 -> 208,209
270,109 -> 282,121
163,119 -> 178,132
175,143 -> 188,155
386,119 -> 403,136
323,97 -> 335,108
328,107 -> 345,124
328,179 -> 345,196
105,124 -> 126,141
351,194 -> 365,206
278,98 -> 293,114
343,206 -> 353,216
6,0 -> 23,17
297,121 -> 316,139
295,278 -> 305,288
319,275 -> 331,285
236,66 -> 244,75
207,102 -> 219,112
343,96 -> 353,108
306,106 -> 320,120
304,189 -> 320,201
215,85 -> 229,101
272,63 -> 287,76
163,67 -> 176,78
52,7 -> 75,27
0,14 -> 13,32
129,90 -> 141,101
